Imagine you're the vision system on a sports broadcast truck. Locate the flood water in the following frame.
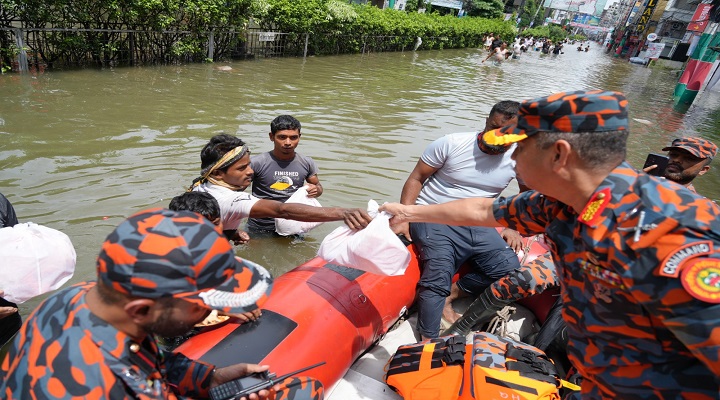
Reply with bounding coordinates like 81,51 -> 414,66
2,45 -> 720,317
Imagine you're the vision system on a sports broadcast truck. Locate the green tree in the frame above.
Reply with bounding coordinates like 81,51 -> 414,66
518,0 -> 544,28
463,0 -> 504,18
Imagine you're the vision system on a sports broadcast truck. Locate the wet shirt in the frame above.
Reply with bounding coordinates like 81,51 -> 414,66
492,162 -> 720,398
194,182 -> 260,231
248,151 -> 319,231
0,282 -> 214,399
417,132 -> 517,205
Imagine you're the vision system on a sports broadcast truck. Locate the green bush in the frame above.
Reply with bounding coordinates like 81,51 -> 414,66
3,0 -> 516,66
520,24 -> 567,43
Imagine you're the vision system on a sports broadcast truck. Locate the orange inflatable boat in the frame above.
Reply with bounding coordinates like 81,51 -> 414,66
176,231 -> 550,391
176,239 -> 421,389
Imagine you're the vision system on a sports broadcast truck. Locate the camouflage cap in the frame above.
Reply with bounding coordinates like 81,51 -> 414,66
482,90 -> 629,146
96,208 -> 272,314
662,137 -> 717,160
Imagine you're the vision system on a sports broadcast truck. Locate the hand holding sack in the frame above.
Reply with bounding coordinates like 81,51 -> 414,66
275,186 -> 324,236
317,200 -> 411,276
0,222 -> 76,303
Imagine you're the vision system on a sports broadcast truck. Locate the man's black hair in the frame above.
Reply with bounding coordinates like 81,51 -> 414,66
490,100 -> 520,119
168,192 -> 221,222
199,134 -> 247,173
270,115 -> 301,134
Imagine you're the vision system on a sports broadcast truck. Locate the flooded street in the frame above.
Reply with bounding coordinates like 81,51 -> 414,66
2,46 -> 719,316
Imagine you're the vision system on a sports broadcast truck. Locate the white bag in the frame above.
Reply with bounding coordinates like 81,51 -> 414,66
317,200 -> 411,276
0,222 -> 76,303
275,186 -> 324,236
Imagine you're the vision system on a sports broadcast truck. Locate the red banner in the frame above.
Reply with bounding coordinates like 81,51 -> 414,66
688,3 -> 713,32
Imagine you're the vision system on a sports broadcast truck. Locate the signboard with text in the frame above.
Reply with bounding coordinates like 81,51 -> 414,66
430,0 -> 463,9
258,32 -> 277,42
646,42 -> 666,59
635,0 -> 660,34
687,3 -> 713,32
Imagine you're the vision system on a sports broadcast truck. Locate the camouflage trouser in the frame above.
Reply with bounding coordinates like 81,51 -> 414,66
490,251 -> 558,301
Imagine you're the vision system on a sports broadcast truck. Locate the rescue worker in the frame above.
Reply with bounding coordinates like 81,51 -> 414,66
381,90 -> 720,399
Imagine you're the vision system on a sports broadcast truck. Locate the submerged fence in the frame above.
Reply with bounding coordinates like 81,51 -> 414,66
0,26 -> 450,73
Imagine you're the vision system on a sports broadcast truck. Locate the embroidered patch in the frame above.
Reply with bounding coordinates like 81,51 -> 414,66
660,241 -> 713,278
680,258 -> 720,303
578,188 -> 611,226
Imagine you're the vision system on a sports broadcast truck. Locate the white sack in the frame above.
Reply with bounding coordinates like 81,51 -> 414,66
275,186 -> 324,236
317,200 -> 410,276
0,222 -> 76,303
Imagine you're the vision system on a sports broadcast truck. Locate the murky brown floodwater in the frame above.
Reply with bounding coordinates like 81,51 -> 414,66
2,46 -> 719,318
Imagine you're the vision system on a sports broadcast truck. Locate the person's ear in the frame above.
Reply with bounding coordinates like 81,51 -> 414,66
124,298 -> 157,325
269,132 -> 274,141
698,164 -> 711,176
551,140 -> 572,170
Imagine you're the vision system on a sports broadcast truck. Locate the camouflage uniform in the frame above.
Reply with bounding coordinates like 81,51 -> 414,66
480,91 -> 720,398
0,209 -> 323,399
493,163 -> 720,398
1,282 -> 214,399
490,251 -> 558,301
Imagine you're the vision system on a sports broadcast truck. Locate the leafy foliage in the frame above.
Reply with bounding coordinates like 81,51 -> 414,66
2,0 -> 518,68
517,0 -> 544,28
463,0 -> 504,19
520,24 -> 567,42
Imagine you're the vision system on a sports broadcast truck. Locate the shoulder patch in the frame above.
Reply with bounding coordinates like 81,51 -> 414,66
680,258 -> 720,303
659,241 -> 713,278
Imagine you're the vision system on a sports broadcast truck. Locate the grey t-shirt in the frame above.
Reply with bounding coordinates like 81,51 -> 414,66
417,132 -> 518,205
248,152 -> 319,231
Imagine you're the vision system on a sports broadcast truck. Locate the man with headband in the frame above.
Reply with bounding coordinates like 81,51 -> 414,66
381,90 -> 720,398
190,134 -> 372,242
0,209 -> 325,399
392,100 -> 527,340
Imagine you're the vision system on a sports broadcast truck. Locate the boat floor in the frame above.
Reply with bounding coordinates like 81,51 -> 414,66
327,297 -> 475,400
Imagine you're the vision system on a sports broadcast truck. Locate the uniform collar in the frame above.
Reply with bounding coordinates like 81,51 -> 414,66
577,161 -> 638,227
75,283 -> 162,377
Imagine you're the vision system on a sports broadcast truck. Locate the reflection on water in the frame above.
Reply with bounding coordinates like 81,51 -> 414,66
1,47 -> 719,316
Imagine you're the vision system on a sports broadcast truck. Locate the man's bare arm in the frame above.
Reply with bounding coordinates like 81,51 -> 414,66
394,160 -> 439,240
250,199 -> 372,230
380,198 -> 500,227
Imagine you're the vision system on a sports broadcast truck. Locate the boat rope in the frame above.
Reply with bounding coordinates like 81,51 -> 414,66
487,305 -> 516,338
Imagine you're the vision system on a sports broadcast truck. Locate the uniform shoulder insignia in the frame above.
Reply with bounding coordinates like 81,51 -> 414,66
659,241 -> 713,278
578,188 -> 611,226
681,258 -> 720,303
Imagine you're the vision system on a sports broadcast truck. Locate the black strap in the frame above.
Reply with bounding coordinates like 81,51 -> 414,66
442,335 -> 466,366
505,344 -> 559,386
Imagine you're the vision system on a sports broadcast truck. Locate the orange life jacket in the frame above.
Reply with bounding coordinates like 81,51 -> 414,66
385,332 -> 574,400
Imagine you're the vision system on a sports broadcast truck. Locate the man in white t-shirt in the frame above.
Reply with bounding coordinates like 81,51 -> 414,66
393,101 -> 527,340
512,40 -> 522,59
189,134 -> 372,243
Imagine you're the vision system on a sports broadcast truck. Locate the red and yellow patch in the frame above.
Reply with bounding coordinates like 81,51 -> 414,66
578,188 -> 611,226
680,258 -> 720,303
